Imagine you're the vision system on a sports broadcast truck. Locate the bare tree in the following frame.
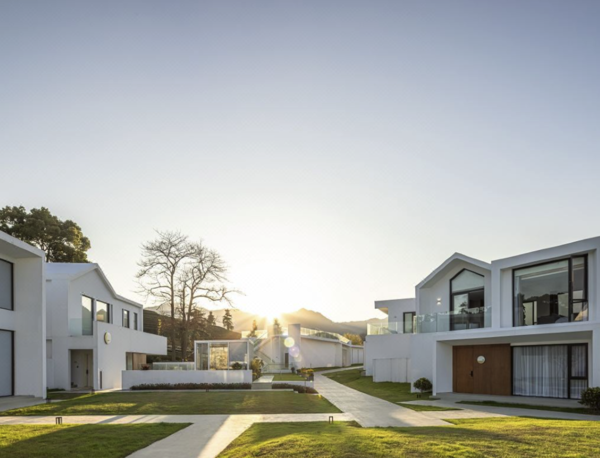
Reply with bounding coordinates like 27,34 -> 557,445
137,230 -> 238,361
137,230 -> 195,360
177,243 -> 236,360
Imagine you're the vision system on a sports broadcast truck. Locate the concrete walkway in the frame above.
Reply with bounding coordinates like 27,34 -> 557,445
0,413 -> 354,458
314,369 -> 447,427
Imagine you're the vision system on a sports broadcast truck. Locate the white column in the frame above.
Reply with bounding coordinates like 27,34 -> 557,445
592,329 -> 600,388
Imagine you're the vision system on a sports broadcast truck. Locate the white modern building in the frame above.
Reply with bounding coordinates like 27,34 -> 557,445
45,263 -> 167,391
122,339 -> 254,389
365,237 -> 600,400
0,231 -> 46,399
251,323 -> 364,372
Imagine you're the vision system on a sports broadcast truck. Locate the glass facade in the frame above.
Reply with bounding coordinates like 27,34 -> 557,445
195,341 -> 249,371
96,301 -> 109,323
450,269 -> 485,331
513,344 -> 588,399
81,296 -> 93,335
0,330 -> 13,397
0,259 -> 12,311
514,257 -> 588,326
122,309 -> 130,328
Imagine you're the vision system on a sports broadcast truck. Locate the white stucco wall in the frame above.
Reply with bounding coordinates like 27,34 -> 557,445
45,264 -> 167,391
364,334 -> 411,376
417,259 -> 491,320
375,298 -> 415,329
122,369 -> 252,389
0,233 -> 46,398
299,337 -> 341,369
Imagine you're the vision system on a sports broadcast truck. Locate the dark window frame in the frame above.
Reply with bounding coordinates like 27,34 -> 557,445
511,343 -> 588,399
0,258 -> 14,312
449,268 -> 485,331
122,309 -> 130,328
403,312 -> 415,334
0,329 -> 14,397
133,312 -> 138,331
81,295 -> 94,336
96,300 -> 111,324
512,255 -> 588,327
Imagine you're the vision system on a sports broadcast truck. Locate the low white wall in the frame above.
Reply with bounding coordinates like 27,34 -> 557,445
373,358 -> 409,383
351,347 -> 364,365
122,369 -> 253,389
364,334 -> 411,376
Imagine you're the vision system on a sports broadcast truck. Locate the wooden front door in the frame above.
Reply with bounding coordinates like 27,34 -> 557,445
453,346 -> 474,393
453,344 -> 511,396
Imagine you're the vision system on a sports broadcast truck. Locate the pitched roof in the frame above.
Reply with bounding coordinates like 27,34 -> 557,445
46,263 -> 143,308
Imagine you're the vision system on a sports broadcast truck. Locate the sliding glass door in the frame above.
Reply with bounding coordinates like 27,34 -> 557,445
513,344 -> 588,399
0,330 -> 13,397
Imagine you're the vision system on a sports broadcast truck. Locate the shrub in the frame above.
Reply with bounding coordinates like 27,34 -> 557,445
251,357 -> 265,381
231,362 -> 243,370
272,383 -> 318,394
580,387 -> 600,413
130,383 -> 251,391
413,377 -> 433,394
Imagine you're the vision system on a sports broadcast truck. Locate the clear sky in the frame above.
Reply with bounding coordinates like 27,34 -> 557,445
1,1 -> 599,322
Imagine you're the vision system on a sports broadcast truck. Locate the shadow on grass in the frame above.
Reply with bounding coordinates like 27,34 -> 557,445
0,423 -> 189,458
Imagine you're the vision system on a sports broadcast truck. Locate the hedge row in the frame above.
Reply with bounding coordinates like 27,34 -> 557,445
130,383 -> 251,390
272,383 -> 318,394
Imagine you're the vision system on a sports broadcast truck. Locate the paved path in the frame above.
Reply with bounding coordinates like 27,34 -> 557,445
0,413 -> 354,458
314,369 -> 448,427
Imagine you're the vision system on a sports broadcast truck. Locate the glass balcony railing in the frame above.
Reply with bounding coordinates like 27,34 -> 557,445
367,321 -> 402,335
414,306 -> 491,334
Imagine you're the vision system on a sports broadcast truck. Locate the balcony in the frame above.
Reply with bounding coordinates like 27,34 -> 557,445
414,306 -> 491,334
367,321 -> 402,335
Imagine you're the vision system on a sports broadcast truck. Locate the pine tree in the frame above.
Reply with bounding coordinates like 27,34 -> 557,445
248,319 -> 258,337
207,311 -> 216,327
222,309 -> 234,331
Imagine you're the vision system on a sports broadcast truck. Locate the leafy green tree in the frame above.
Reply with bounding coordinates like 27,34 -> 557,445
222,309 -> 234,331
0,206 -> 91,262
343,333 -> 363,345
207,311 -> 216,327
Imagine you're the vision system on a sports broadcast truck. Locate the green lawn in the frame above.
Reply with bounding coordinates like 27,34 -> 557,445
457,400 -> 599,416
1,391 -> 339,416
265,373 -> 306,381
0,423 -> 188,458
218,418 -> 600,458
323,369 -> 456,412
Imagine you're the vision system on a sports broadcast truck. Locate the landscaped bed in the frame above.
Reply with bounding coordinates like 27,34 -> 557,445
1,391 -> 340,416
323,369 -> 457,412
264,373 -> 306,381
217,417 -> 600,457
0,423 -> 189,458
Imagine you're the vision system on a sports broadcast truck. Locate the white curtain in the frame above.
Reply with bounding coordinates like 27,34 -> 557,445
513,346 -> 568,398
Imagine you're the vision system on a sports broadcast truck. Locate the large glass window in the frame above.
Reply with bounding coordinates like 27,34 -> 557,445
209,343 -> 229,370
513,256 -> 588,327
196,343 -> 209,370
403,312 -> 415,334
450,269 -> 485,331
0,259 -> 13,311
0,259 -> 13,310
96,301 -> 109,323
229,342 -> 248,369
513,344 -> 587,399
122,309 -> 130,328
82,296 -> 93,335
0,330 -> 13,397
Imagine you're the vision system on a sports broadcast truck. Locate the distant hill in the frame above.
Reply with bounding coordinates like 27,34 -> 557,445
143,309 -> 241,340
144,305 -> 384,338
